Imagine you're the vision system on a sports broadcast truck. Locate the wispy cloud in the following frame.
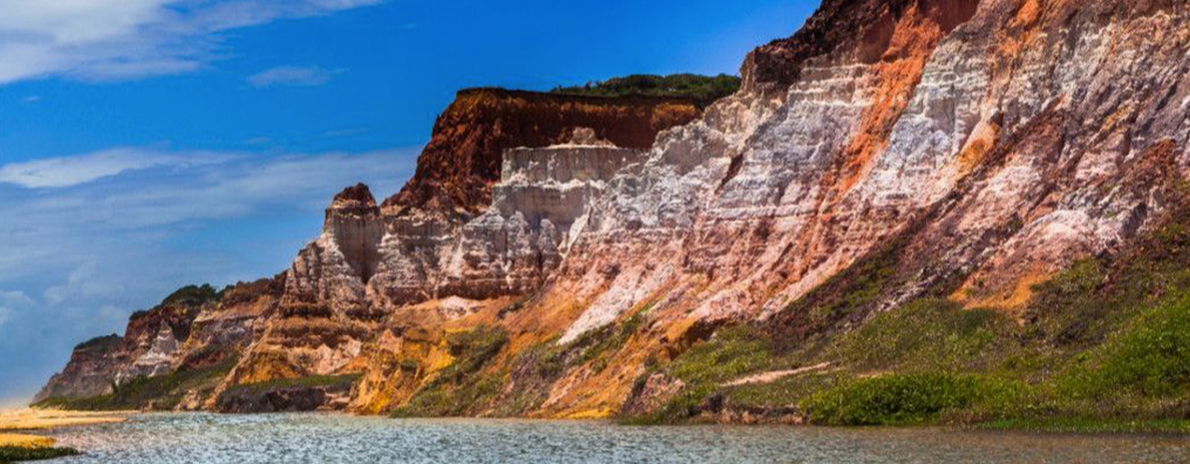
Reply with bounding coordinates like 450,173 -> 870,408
0,146 -> 416,281
323,127 -> 370,138
247,65 -> 343,88
0,0 -> 382,85
0,145 -> 417,401
0,290 -> 33,329
0,147 -> 234,188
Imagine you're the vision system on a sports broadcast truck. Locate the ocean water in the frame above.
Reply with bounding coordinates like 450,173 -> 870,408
37,412 -> 1190,463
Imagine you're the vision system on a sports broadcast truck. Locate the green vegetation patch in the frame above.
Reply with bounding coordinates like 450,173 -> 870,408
777,233 -> 913,343
638,325 -> 781,423
831,299 -> 1017,373
800,373 -> 1018,426
160,283 -> 223,307
552,74 -> 741,107
74,334 -> 121,351
635,297 -> 1021,424
392,326 -> 509,417
493,306 -> 653,416
545,306 -> 649,376
627,206 -> 1190,431
0,446 -> 80,464
1057,293 -> 1190,412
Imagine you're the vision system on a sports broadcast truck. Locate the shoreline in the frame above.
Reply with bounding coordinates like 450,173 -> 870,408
0,408 -> 129,463
0,408 -> 131,431
24,407 -> 1190,436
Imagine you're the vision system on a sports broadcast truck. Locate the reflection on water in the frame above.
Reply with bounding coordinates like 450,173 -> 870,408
37,412 -> 1190,463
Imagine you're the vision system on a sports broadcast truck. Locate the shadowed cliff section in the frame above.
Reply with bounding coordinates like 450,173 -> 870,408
326,184 -> 384,284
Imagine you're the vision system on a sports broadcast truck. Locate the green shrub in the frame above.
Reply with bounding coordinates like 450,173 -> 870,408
801,373 -> 1013,426
834,299 -> 1013,372
634,325 -> 776,422
0,446 -> 79,463
1061,294 -> 1190,400
160,284 -> 222,307
668,325 -> 773,386
552,74 -> 741,107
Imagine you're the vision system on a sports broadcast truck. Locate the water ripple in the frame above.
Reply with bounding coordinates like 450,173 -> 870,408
34,413 -> 1190,463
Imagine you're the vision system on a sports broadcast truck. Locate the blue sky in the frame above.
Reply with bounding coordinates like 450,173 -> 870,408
0,0 -> 819,405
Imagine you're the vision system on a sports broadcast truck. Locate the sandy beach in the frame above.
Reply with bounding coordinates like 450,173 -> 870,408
0,408 -> 130,461
0,408 -> 129,431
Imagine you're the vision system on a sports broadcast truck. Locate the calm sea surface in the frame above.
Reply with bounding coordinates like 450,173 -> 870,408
36,412 -> 1190,463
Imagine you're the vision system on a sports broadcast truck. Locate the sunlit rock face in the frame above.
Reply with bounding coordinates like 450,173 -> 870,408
364,90 -> 703,308
37,0 -> 1190,418
284,183 -> 384,315
224,186 -> 387,388
331,143 -> 646,309
227,95 -> 698,389
214,0 -> 1190,414
441,144 -> 646,299
550,0 -> 1190,351
385,89 -> 702,216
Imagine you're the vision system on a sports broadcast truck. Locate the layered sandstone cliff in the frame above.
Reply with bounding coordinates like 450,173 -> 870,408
39,0 -> 1190,423
37,89 -> 700,412
386,88 -> 700,216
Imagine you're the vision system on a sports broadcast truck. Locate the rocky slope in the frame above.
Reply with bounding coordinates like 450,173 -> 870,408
39,0 -> 1190,426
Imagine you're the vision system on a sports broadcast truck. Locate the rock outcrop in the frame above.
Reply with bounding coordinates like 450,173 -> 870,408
39,0 -> 1190,423
36,88 -> 701,412
34,280 -> 280,407
33,335 -> 123,402
386,88 -> 701,216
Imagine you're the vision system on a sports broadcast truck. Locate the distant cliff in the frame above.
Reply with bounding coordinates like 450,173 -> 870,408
39,0 -> 1190,431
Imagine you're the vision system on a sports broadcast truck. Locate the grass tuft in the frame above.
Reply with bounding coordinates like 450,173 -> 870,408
0,446 -> 80,463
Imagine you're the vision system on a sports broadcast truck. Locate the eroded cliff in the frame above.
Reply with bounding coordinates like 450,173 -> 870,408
39,0 -> 1190,427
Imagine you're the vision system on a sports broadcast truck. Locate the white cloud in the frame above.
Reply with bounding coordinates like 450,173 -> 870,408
247,65 -> 342,88
0,290 -> 34,328
0,144 -> 415,403
0,0 -> 382,85
0,147 -> 235,188
0,146 -> 416,282
0,290 -> 34,306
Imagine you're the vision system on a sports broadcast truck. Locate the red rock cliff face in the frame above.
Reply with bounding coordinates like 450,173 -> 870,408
385,88 -> 701,216
41,0 -> 1190,420
744,0 -> 979,92
219,91 -> 705,396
